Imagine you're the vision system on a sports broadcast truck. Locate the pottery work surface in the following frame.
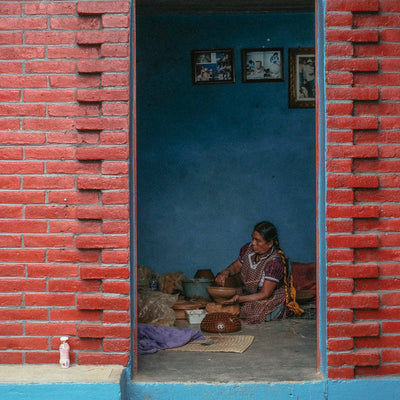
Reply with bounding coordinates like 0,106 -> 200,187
207,286 -> 236,303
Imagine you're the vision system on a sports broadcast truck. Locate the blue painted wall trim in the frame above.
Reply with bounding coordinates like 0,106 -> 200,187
125,378 -> 400,400
0,383 -> 121,400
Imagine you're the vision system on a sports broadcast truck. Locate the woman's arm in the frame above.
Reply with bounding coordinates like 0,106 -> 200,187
215,259 -> 242,286
223,279 -> 277,304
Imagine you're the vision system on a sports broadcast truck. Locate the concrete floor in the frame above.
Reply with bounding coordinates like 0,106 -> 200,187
134,318 -> 322,383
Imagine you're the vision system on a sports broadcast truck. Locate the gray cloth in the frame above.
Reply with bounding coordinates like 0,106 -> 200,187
138,323 -> 205,354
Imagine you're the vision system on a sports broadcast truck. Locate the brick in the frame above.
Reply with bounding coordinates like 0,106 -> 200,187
327,234 -> 379,248
48,191 -> 99,205
103,311 -> 130,323
0,249 -> 45,263
355,219 -> 400,233
50,17 -> 100,30
50,309 -> 101,322
49,104 -> 100,117
327,249 -> 354,262
381,117 -> 400,130
0,337 -> 48,350
0,323 -> 23,335
327,294 -> 380,309
101,74 -> 129,87
0,90 -> 21,101
26,61 -> 76,74
380,233 -> 400,247
354,72 -> 400,87
381,28 -> 400,41
0,309 -> 47,321
327,175 -> 379,189
354,160 -> 400,173
356,335 -> 400,349
76,147 -> 129,160
77,60 -> 129,73
49,220 -> 101,234
25,352 -> 60,364
76,205 -> 129,219
326,72 -> 353,85
326,87 -> 378,101
356,308 -> 400,321
0,265 -> 25,277
101,44 -> 129,57
23,176 -> 75,189
382,350 -> 400,363
327,144 -> 378,158
103,281 -> 129,294
27,264 -> 78,278
77,89 -> 129,102
25,2 -> 76,15
102,192 -> 129,206
76,117 -> 128,131
327,309 -> 354,323
25,323 -> 76,336
0,3 -> 21,14
326,0 -> 379,12
326,29 -> 379,43
48,278 -> 100,292
381,59 -> 400,71
327,116 -> 378,130
77,294 -> 129,310
0,161 -> 44,174
78,323 -> 130,338
0,176 -> 20,189
328,367 -> 354,380
25,32 -> 75,45
46,161 -> 100,174
0,353 -> 22,364
77,176 -> 129,190
102,220 -> 129,233
102,15 -> 129,28
78,352 -> 129,365
25,147 -> 75,160
0,206 -> 22,218
382,322 -> 400,334
356,43 -> 400,57
100,131 -> 129,145
328,264 -> 379,279
356,248 -> 400,262
0,220 -> 47,233
326,220 -> 353,233
380,264 -> 400,276
77,1 -> 130,15
47,249 -> 99,263
101,161 -> 129,175
327,322 -> 380,337
49,75 -> 100,88
326,14 -> 353,27
328,350 -> 380,367
25,293 -> 75,306
326,205 -> 379,218
102,250 -> 129,264
380,174 -> 400,188
102,103 -> 129,116
103,339 -> 130,352
76,235 -> 129,249
48,46 -> 99,59
356,278 -> 400,291
0,75 -> 47,87
381,292 -> 400,306
0,17 -> 47,30
80,266 -> 129,279
0,235 -> 22,247
326,103 -> 353,118
327,279 -> 354,293
326,189 -> 354,203
76,30 -> 129,45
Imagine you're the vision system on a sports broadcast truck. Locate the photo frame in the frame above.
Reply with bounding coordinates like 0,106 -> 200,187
241,48 -> 284,83
289,48 -> 315,108
191,49 -> 235,85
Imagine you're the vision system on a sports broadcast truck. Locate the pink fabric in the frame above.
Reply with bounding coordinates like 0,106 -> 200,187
291,262 -> 316,291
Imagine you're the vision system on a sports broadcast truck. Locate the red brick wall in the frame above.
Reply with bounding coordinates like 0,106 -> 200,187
0,0 -> 131,365
326,0 -> 400,379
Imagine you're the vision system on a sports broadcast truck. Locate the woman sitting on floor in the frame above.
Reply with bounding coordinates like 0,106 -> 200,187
215,221 -> 303,324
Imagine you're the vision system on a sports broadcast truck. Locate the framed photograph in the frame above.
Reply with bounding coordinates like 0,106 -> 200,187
191,49 -> 235,85
241,48 -> 284,83
289,48 -> 315,108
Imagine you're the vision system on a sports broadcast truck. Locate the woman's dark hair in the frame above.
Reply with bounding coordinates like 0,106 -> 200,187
253,221 -> 278,244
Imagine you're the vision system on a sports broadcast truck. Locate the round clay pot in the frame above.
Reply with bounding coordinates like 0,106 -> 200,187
194,269 -> 215,280
200,312 -> 241,333
207,286 -> 236,303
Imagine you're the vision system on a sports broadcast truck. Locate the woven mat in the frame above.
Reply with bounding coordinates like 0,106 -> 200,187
168,335 -> 254,353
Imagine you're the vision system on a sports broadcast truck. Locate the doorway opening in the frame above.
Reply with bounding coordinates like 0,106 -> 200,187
133,0 -> 321,382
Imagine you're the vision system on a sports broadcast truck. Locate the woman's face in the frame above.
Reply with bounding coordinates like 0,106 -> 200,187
251,231 -> 273,254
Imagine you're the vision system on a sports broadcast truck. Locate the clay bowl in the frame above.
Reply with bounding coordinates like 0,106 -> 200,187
207,286 -> 236,303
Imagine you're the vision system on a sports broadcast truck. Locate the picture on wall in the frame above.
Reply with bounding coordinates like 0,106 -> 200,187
191,49 -> 235,85
289,48 -> 315,108
241,48 -> 284,83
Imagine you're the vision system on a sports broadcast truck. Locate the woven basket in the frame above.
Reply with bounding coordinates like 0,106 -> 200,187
200,312 -> 241,333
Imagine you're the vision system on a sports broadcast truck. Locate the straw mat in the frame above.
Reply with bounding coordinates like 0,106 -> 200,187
168,335 -> 254,353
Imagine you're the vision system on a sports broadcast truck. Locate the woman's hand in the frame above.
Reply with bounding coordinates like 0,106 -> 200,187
215,270 -> 229,286
222,294 -> 240,305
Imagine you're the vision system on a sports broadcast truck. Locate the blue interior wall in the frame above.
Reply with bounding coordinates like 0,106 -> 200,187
137,13 -> 315,278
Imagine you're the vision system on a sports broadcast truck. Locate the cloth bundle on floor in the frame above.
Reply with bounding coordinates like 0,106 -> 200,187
138,323 -> 205,354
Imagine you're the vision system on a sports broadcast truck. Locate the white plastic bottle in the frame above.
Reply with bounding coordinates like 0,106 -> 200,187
59,336 -> 70,368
